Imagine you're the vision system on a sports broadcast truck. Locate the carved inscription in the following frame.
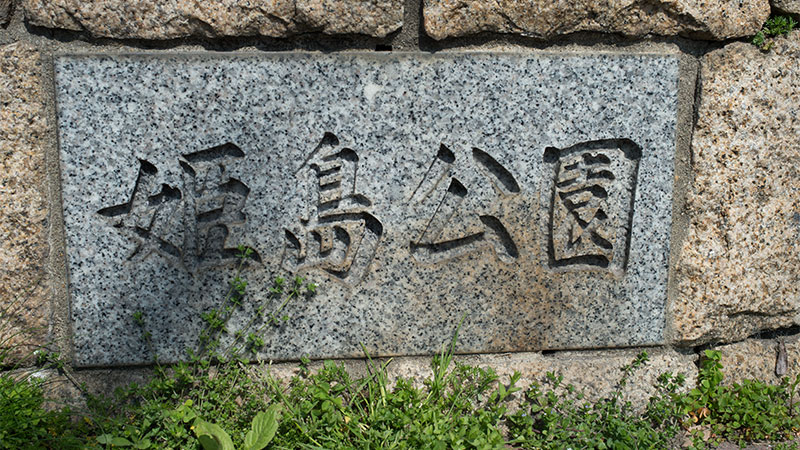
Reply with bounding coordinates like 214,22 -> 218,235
543,139 -> 641,273
98,143 -> 257,272
410,144 -> 519,264
99,136 -> 644,279
282,133 -> 383,288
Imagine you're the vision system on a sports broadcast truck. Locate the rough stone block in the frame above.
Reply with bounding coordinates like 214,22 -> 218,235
0,43 -> 50,365
772,0 -> 800,14
712,338 -> 800,386
672,35 -> 800,345
0,0 -> 12,25
54,53 -> 680,367
423,0 -> 769,41
22,0 -> 403,39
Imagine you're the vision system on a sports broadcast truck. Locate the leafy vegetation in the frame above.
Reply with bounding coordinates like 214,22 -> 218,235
507,352 -> 684,449
753,15 -> 797,51
0,289 -> 86,448
263,336 -> 517,449
680,350 -> 800,447
5,248 -> 800,448
7,342 -> 800,449
81,317 -> 520,449
0,373 -> 86,449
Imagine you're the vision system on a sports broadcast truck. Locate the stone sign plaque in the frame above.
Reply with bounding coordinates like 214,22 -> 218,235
54,53 -> 679,367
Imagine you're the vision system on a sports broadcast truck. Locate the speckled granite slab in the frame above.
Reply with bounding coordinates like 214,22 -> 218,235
54,53 -> 679,367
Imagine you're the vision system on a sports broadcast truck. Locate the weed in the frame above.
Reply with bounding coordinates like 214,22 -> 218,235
0,374 -> 85,449
85,315 -> 521,449
0,291 -> 46,369
264,319 -> 518,449
753,15 -> 797,51
680,350 -> 800,447
11,245 -> 800,449
0,295 -> 86,449
193,246 -> 316,363
507,351 -> 684,449
86,356 -> 276,449
191,403 -> 281,450
196,245 -> 258,360
84,245 -> 316,449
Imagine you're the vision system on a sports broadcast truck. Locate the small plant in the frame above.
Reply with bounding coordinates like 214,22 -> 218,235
86,245 -> 316,449
132,311 -> 155,363
88,354 -> 279,449
196,245 -> 258,359
194,245 -> 317,362
0,371 -> 86,449
1,290 -> 49,369
0,291 -> 89,449
507,351 -> 685,448
192,404 -> 281,450
753,15 -> 797,51
680,349 -> 800,447
264,318 -> 519,449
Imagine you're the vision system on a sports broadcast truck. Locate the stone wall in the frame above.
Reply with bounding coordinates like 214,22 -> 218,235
1,0 -> 799,405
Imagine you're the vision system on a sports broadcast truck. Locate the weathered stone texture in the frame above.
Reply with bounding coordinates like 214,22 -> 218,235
772,0 -> 800,14
0,0 -> 12,25
0,43 -> 50,364
713,338 -> 800,386
673,35 -> 800,345
22,0 -> 403,39
54,54 -> 678,366
423,0 -> 769,41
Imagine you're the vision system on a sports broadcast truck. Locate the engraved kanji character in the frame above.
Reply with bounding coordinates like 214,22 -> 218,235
283,133 -> 383,287
544,139 -> 641,273
409,144 -> 519,264
178,143 -> 252,271
98,143 -> 257,272
98,160 -> 184,263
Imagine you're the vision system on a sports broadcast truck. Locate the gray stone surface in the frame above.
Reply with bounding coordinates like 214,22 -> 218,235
54,53 -> 679,367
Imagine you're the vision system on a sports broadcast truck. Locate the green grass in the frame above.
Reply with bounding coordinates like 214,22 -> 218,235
77,318 -> 519,449
0,372 -> 86,449
506,352 -> 684,449
5,342 -> 800,449
5,250 -> 800,448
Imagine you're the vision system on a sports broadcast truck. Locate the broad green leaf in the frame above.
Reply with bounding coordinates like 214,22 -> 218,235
245,404 -> 282,450
112,437 -> 134,447
193,419 -> 235,450
198,435 -> 221,450
97,434 -> 133,447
